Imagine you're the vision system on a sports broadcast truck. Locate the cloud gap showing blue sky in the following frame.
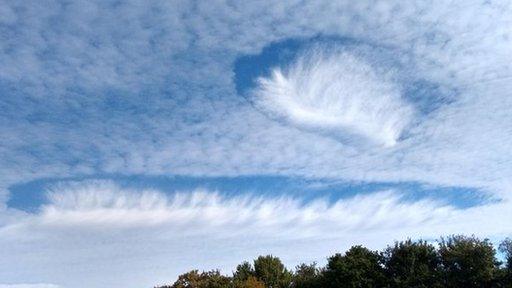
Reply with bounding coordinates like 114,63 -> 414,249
235,36 -> 457,146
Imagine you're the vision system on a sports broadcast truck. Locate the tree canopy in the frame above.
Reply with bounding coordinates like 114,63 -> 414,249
158,235 -> 512,288
382,239 -> 441,287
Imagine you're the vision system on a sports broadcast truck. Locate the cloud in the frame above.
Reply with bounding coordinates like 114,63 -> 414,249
26,180 -> 510,238
1,0 -> 511,194
251,46 -> 413,147
23,180 -> 455,234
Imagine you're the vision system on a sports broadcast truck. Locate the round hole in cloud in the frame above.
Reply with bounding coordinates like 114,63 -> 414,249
250,45 -> 414,147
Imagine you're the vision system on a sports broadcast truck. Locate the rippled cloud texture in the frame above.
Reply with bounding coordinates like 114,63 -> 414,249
1,0 -> 512,287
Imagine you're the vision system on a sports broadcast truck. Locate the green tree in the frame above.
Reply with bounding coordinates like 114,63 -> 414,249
500,238 -> 512,270
292,262 -> 321,288
253,255 -> 292,288
322,245 -> 386,288
164,270 -> 202,288
382,239 -> 442,287
438,235 -> 497,287
163,270 -> 232,288
499,238 -> 512,286
234,261 -> 255,283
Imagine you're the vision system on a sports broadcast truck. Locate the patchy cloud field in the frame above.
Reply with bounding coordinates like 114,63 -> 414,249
1,1 -> 512,287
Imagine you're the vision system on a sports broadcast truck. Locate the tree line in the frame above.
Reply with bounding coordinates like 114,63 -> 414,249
158,235 -> 512,288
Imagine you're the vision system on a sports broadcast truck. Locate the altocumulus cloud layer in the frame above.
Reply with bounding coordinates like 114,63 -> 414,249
1,0 -> 512,287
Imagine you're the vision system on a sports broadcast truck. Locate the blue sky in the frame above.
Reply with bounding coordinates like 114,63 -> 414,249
1,1 -> 512,287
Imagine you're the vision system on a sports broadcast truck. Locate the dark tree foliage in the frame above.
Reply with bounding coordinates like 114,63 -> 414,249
500,238 -> 512,270
499,238 -> 512,286
382,239 -> 442,288
322,245 -> 386,288
253,255 -> 292,288
291,263 -> 321,288
162,270 -> 232,288
233,261 -> 255,283
158,235 -> 512,288
439,235 -> 498,287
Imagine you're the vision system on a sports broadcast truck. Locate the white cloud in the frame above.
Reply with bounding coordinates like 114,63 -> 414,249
28,180 -> 456,234
252,46 -> 413,147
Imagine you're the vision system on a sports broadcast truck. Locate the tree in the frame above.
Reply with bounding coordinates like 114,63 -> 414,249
292,263 -> 321,288
322,245 -> 386,288
164,270 -> 202,288
233,276 -> 266,288
253,255 -> 292,288
234,261 -> 255,283
499,238 -> 512,270
499,238 -> 512,286
438,235 -> 497,287
382,239 -> 442,288
163,270 -> 232,288
159,235 -> 512,288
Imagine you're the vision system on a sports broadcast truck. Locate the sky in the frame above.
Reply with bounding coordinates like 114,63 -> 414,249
1,0 -> 512,287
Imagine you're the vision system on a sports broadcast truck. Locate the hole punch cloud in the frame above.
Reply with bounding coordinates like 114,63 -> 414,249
251,47 -> 414,147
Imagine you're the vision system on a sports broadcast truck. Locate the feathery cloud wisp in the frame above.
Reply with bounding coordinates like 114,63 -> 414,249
31,180 -> 454,233
252,47 -> 413,147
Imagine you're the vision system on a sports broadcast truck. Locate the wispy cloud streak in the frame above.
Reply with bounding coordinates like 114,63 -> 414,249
253,47 -> 413,147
